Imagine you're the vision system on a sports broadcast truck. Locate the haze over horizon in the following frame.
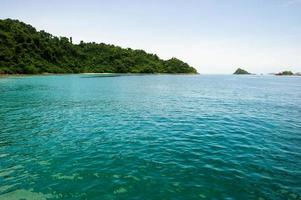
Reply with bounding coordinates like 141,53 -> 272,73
1,0 -> 301,74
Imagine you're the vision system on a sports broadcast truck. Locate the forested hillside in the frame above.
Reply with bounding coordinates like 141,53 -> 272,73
0,19 -> 197,74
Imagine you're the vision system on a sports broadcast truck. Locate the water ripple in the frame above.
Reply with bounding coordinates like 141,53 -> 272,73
0,75 -> 301,199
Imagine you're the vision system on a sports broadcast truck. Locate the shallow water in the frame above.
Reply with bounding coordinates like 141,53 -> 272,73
0,75 -> 300,200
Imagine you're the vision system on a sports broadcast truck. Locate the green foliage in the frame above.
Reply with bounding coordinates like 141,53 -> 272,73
233,68 -> 250,75
276,71 -> 294,76
0,19 -> 197,74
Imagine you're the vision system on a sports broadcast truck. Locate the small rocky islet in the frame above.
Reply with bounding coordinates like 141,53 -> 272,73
233,68 -> 300,76
233,68 -> 251,75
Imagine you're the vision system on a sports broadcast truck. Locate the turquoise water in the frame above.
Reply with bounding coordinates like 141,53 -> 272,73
0,75 -> 300,200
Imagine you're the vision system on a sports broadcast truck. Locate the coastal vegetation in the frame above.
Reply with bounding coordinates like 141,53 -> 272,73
0,19 -> 197,74
233,68 -> 251,75
275,71 -> 294,76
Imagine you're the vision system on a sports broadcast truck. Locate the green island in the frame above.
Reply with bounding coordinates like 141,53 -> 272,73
275,71 -> 294,76
233,68 -> 251,75
0,19 -> 197,74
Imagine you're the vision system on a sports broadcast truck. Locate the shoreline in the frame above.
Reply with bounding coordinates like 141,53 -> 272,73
2,72 -> 300,78
0,72 -> 199,78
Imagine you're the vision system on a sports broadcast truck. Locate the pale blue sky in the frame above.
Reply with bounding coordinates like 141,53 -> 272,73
1,0 -> 301,74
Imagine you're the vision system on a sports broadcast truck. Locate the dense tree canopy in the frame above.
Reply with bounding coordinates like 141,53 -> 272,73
0,19 -> 197,74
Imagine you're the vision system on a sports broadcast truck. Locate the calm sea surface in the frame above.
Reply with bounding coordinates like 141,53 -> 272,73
0,75 -> 300,200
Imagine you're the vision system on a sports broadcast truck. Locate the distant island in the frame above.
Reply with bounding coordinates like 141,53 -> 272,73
275,71 -> 296,76
0,19 -> 197,74
233,68 -> 251,75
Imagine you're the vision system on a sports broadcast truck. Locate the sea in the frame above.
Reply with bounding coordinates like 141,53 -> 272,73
0,74 -> 300,199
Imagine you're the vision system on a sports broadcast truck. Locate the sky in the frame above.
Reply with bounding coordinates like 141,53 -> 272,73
0,0 -> 301,74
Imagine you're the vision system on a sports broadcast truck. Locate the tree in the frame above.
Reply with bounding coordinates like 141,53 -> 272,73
0,18 -> 198,74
